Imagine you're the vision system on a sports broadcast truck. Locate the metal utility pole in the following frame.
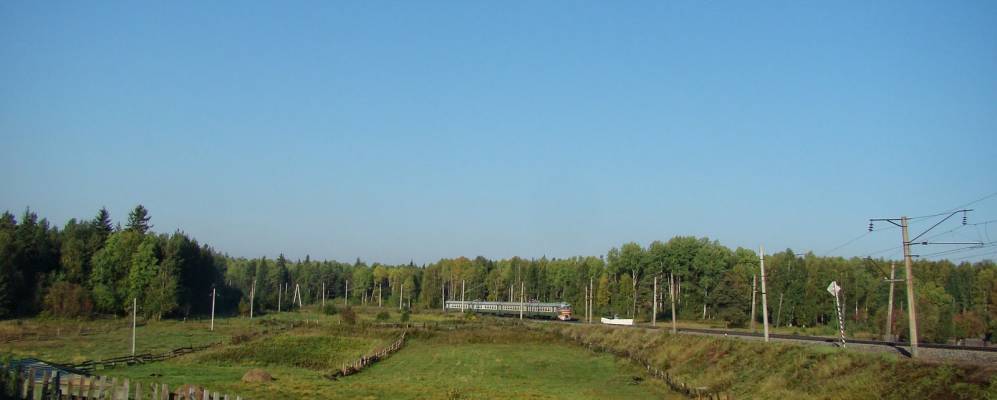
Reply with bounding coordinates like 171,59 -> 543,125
750,274 -> 757,333
760,246 -> 770,342
669,273 -> 677,334
870,209 -> 978,358
652,276 -> 658,327
210,288 -> 216,331
131,298 -> 137,356
886,262 -> 896,341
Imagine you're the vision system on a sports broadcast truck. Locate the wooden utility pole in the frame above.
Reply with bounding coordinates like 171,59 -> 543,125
249,279 -> 256,319
345,280 -> 349,306
886,262 -> 896,341
901,217 -> 919,357
750,274 -> 757,333
652,276 -> 658,327
760,246 -> 770,342
669,273 -> 677,334
380,283 -> 383,307
131,298 -> 137,356
210,288 -> 216,331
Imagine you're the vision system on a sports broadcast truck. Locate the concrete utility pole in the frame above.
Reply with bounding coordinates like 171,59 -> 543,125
131,298 -> 137,356
322,282 -> 326,307
750,274 -> 757,333
901,216 -> 919,357
886,262 -> 896,341
210,288 -> 216,331
669,273 -> 677,334
652,276 -> 658,327
399,283 -> 404,310
759,246 -> 770,342
345,280 -> 349,306
296,284 -> 303,308
249,279 -> 256,319
869,209 -> 978,358
520,281 -> 525,320
589,277 -> 595,324
277,283 -> 282,312
461,280 -> 466,311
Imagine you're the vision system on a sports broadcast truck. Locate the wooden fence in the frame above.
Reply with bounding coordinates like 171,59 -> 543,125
66,344 -> 218,374
1,326 -> 117,344
4,365 -> 243,400
328,330 -> 407,378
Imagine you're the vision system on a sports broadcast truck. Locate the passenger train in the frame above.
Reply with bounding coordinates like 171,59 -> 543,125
445,300 -> 573,321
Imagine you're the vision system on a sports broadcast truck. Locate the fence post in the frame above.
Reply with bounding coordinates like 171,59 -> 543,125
24,367 -> 35,400
162,384 -> 169,400
39,370 -> 51,399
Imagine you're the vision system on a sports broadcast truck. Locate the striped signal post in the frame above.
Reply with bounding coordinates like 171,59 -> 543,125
827,281 -> 846,347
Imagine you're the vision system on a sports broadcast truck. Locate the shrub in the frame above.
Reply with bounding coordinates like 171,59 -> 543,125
400,310 -> 410,322
43,282 -> 93,318
340,307 -> 357,325
376,311 -> 390,321
322,304 -> 338,316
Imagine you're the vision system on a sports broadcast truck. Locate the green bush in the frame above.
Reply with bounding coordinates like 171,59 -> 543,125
340,307 -> 357,325
400,310 -> 410,322
376,311 -> 391,321
322,304 -> 338,316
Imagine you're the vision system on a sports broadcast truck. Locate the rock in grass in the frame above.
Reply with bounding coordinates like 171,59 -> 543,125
242,369 -> 273,383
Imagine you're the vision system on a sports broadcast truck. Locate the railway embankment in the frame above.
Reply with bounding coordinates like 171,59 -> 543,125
537,323 -> 997,400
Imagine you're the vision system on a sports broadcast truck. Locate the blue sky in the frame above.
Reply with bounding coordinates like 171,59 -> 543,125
2,1 -> 995,264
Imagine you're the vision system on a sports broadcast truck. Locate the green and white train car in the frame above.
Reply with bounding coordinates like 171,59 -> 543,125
445,300 -> 573,320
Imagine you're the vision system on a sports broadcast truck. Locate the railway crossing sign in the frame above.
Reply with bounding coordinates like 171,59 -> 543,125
827,281 -> 841,296
827,281 -> 846,348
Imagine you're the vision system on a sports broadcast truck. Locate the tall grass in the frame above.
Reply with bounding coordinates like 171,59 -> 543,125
539,324 -> 997,400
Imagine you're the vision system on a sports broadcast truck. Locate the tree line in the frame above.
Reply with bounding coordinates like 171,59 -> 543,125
1,206 -> 995,343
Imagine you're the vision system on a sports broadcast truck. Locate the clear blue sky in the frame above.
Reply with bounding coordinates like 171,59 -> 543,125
2,1 -> 995,264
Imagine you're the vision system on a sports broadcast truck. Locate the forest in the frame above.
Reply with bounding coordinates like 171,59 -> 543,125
1,205 -> 995,344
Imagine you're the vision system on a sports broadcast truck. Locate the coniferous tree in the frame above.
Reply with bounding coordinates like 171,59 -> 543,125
126,205 -> 152,234
93,207 -> 113,238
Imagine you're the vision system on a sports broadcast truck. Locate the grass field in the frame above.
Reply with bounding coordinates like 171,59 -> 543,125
8,308 -> 991,399
104,326 -> 679,400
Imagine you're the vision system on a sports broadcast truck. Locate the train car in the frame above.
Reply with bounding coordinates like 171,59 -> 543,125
445,300 -> 573,321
